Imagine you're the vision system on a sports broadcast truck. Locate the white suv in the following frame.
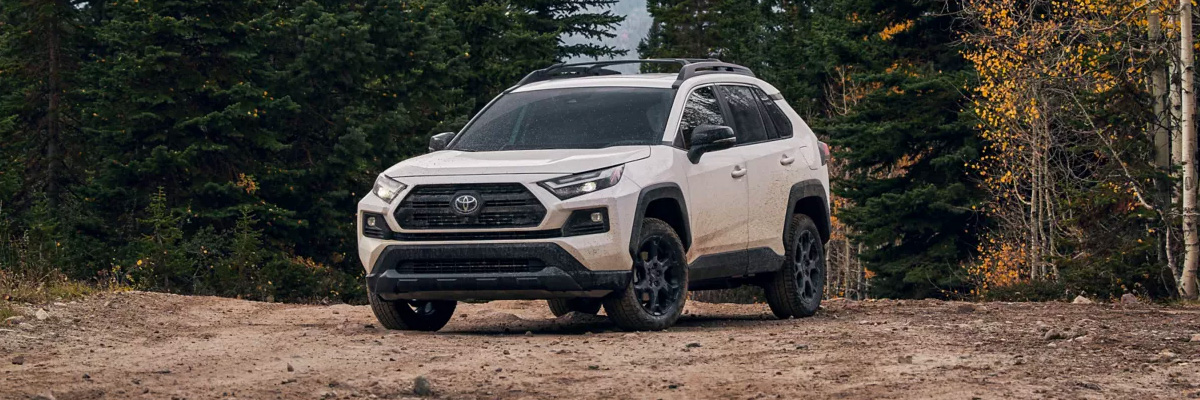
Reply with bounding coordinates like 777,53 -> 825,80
357,60 -> 831,331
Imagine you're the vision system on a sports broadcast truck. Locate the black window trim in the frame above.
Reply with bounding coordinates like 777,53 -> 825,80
671,83 -> 731,150
716,84 -> 772,145
752,86 -> 794,139
720,83 -> 796,147
667,82 -> 795,150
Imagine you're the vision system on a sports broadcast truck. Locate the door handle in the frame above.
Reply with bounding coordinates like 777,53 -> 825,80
780,155 -> 796,166
731,165 -> 747,179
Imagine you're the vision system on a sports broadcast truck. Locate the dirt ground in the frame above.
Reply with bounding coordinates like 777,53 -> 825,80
1,292 -> 1199,399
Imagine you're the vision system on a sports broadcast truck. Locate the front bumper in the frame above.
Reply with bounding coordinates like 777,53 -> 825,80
356,173 -> 643,300
366,243 -> 631,300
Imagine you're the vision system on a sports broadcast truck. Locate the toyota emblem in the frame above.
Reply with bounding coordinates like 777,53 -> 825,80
451,194 -> 480,215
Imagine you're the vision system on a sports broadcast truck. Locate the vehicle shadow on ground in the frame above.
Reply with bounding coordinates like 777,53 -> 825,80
439,311 -> 784,336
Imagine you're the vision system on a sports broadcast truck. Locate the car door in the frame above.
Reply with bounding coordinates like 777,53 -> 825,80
718,85 -> 799,272
678,85 -> 750,277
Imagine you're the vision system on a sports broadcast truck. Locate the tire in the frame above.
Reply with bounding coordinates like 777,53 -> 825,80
547,298 -> 603,317
763,214 -> 826,319
603,218 -> 688,330
368,291 -> 457,331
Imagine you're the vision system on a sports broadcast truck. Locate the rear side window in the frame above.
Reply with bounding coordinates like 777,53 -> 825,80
754,88 -> 793,138
677,86 -> 727,147
719,85 -> 769,144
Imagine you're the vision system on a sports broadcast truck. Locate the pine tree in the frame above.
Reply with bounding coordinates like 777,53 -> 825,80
448,0 -> 557,112
0,0 -> 85,210
519,0 -> 627,60
819,1 -> 982,298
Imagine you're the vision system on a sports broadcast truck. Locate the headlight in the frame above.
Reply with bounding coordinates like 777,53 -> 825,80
371,175 -> 407,203
539,165 -> 624,200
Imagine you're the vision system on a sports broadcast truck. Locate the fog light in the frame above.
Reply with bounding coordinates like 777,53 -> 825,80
590,212 -> 604,223
367,216 -> 378,227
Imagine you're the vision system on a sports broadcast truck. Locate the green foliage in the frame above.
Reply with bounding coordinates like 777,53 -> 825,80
0,0 -> 625,303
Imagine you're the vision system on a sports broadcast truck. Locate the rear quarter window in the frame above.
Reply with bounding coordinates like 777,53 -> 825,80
754,88 -> 793,138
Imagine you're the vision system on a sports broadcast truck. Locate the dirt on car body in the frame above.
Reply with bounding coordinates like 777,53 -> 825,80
2,291 -> 1199,399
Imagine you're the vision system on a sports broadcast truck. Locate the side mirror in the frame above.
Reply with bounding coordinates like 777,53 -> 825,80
428,132 -> 455,152
687,125 -> 736,163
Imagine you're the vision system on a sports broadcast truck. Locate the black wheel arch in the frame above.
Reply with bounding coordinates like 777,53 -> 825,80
630,183 -> 692,259
786,180 -> 831,243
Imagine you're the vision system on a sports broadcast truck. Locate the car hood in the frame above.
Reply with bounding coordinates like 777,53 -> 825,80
383,146 -> 653,177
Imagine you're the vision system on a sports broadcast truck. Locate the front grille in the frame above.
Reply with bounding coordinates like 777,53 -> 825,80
393,230 -> 562,241
397,259 -> 546,274
395,183 -> 546,229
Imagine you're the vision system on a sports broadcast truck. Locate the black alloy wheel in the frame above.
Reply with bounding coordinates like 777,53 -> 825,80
603,218 -> 688,330
763,214 -> 825,318
633,237 -> 685,317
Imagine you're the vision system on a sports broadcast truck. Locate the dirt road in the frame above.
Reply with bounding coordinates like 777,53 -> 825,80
2,292 -> 1199,399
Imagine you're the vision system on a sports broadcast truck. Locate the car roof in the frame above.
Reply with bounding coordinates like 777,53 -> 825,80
510,74 -> 679,92
508,73 -> 782,96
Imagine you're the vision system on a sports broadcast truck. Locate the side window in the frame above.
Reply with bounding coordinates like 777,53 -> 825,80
755,87 -> 793,138
719,85 -> 769,144
677,86 -> 727,148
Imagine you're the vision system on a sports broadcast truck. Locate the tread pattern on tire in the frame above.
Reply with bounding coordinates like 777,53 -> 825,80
368,291 -> 456,331
369,291 -> 411,330
603,218 -> 687,331
764,213 -> 824,319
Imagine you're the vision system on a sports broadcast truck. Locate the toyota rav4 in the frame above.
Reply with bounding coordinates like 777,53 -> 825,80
357,59 -> 831,331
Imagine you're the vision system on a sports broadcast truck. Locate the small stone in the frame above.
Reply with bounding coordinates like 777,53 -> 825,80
1190,334 -> 1200,343
82,373 -> 91,380
4,315 -> 24,325
898,355 -> 914,364
1043,329 -> 1068,341
35,308 -> 49,321
1072,295 -> 1094,304
11,355 -> 25,365
1155,350 -> 1178,363
413,376 -> 432,397
29,394 -> 54,400
956,304 -> 977,313
1120,294 -> 1139,304
685,342 -> 701,348
287,363 -> 294,372
525,331 -> 533,336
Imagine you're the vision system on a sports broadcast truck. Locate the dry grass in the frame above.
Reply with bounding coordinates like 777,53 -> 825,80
0,268 -> 119,305
1,268 -> 122,321
0,301 -> 20,320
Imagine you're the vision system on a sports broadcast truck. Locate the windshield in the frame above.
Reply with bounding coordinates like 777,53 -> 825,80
449,87 -> 674,151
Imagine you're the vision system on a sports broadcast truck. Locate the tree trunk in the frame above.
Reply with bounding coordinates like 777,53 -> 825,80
1151,10 -> 1180,284
1180,0 -> 1199,299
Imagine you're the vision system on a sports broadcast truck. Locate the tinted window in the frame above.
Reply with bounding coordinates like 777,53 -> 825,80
755,88 -> 793,138
450,88 -> 674,151
677,86 -> 726,147
719,85 -> 769,144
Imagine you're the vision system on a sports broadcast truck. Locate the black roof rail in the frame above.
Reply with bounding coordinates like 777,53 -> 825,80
510,58 -> 752,90
672,62 -> 755,89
